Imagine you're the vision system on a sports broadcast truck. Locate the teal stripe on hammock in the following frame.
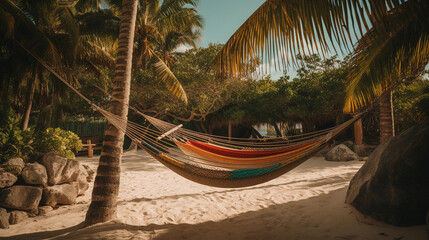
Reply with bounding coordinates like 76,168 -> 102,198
230,164 -> 281,179
141,142 -> 160,154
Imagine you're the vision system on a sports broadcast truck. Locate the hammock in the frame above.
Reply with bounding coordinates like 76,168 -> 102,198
102,108 -> 363,187
19,42 -> 364,188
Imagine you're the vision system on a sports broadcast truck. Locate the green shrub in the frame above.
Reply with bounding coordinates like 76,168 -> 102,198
0,105 -> 34,163
34,128 -> 82,159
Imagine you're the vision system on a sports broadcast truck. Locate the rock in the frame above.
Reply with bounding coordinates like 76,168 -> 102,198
27,208 -> 38,217
42,152 -> 80,185
0,171 -> 18,188
3,158 -> 25,173
359,157 -> 368,161
9,210 -> 28,225
38,206 -> 53,215
76,164 -> 89,196
346,123 -> 429,226
83,164 -> 95,182
60,159 -> 80,184
0,185 -> 42,210
325,144 -> 359,162
42,152 -> 67,185
342,140 -> 354,149
0,208 -> 9,229
42,183 -> 78,207
21,163 -> 48,186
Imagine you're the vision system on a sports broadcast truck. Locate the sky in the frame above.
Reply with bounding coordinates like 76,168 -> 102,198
194,0 -> 285,79
196,0 -> 265,47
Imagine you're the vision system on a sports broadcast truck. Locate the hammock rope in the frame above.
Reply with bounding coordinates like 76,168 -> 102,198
17,41 -> 365,188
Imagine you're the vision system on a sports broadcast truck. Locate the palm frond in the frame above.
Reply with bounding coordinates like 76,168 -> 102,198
344,0 -> 429,112
215,0 -> 412,75
151,49 -> 188,103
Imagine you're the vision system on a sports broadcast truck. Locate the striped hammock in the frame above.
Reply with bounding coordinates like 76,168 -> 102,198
102,109 -> 363,188
19,42 -> 364,188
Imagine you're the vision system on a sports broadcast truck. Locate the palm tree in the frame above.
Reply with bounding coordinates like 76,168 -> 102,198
215,0 -> 429,142
0,0 -> 118,129
84,0 -> 138,225
131,0 -> 203,103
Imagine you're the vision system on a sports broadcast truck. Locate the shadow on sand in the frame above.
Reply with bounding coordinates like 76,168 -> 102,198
2,187 -> 425,240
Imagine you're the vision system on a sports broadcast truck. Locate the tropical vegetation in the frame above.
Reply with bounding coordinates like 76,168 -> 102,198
1,0 -> 428,227
215,0 -> 429,142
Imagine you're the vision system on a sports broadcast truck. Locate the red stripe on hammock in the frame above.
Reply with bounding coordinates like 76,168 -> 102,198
187,140 -> 317,158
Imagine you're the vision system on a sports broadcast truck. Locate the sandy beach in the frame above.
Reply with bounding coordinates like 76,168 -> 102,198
0,151 -> 426,240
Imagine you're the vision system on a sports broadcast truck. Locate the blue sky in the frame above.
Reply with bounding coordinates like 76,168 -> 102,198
195,0 -> 286,79
196,0 -> 265,47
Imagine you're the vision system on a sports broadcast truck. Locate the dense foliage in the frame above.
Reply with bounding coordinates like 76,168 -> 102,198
0,104 -> 34,163
0,104 -> 82,163
33,128 -> 82,160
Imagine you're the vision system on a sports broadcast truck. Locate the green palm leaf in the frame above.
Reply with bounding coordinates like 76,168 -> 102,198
151,49 -> 188,103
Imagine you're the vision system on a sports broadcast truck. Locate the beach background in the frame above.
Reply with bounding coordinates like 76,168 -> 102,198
0,151 -> 426,240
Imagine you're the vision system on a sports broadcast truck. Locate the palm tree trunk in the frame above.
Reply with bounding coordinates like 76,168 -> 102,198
85,0 -> 138,226
379,90 -> 395,143
22,65 -> 37,130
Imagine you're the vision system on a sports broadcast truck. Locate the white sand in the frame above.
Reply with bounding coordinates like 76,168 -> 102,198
0,151 -> 426,240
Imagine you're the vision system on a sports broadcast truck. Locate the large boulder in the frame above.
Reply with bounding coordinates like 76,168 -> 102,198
42,152 -> 67,185
8,210 -> 28,225
42,182 -> 78,207
21,163 -> 48,186
325,144 -> 359,161
3,158 -> 25,173
346,123 -> 429,226
42,152 -> 80,185
0,185 -> 42,211
0,207 -> 9,229
0,171 -> 18,188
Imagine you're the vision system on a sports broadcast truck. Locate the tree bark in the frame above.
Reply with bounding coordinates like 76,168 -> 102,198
22,65 -> 37,130
272,122 -> 282,137
85,0 -> 138,226
379,90 -> 395,143
353,118 -> 363,145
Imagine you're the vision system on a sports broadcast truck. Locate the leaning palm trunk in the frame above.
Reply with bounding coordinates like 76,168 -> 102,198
85,0 -> 138,226
22,65 -> 37,130
379,90 -> 395,143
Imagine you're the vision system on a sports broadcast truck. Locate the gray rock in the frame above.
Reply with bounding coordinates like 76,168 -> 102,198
42,183 -> 78,207
9,210 -> 28,225
76,164 -> 89,196
346,123 -> 429,226
3,158 -> 25,173
42,152 -> 67,185
27,208 -> 38,217
22,163 -> 48,186
83,164 -> 95,182
0,208 -> 9,229
0,185 -> 42,210
60,159 -> 80,184
325,144 -> 359,162
0,171 -> 18,188
38,206 -> 53,215
42,152 -> 80,185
